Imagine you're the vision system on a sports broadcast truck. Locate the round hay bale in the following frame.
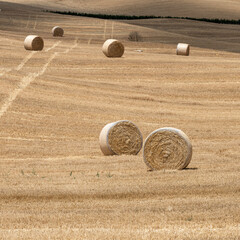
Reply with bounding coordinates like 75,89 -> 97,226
143,127 -> 192,170
24,35 -> 44,51
176,43 -> 190,56
102,39 -> 124,58
99,120 -> 143,155
52,26 -> 64,37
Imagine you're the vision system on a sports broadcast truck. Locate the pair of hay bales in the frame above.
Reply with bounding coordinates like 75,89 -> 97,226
24,26 -> 64,51
102,40 -> 190,57
99,120 -> 192,170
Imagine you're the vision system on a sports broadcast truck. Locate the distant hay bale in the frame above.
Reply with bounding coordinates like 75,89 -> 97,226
24,35 -> 44,51
143,127 -> 192,170
52,26 -> 64,37
176,43 -> 190,56
99,120 -> 143,155
102,39 -> 124,58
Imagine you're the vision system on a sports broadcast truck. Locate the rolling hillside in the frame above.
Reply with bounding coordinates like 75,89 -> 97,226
4,0 -> 240,19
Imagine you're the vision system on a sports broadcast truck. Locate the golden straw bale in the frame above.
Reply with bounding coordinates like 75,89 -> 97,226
176,43 -> 190,56
99,120 -> 142,155
52,26 -> 64,37
102,39 -> 124,57
143,127 -> 192,170
24,35 -> 44,51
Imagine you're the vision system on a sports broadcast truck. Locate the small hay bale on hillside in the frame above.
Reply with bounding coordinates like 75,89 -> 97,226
176,43 -> 190,56
143,127 -> 192,170
24,35 -> 44,51
102,39 -> 124,58
99,120 -> 143,155
52,26 -> 64,37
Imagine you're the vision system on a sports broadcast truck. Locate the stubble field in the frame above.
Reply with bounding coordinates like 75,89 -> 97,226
0,1 -> 239,239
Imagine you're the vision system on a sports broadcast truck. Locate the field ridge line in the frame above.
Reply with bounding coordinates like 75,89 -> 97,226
0,52 -> 36,77
33,15 -> 38,29
45,41 -> 62,52
15,51 -> 36,71
62,38 -> 78,54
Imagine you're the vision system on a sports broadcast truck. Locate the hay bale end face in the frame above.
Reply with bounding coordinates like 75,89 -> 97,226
52,26 -> 64,37
176,43 -> 190,56
24,35 -> 44,51
102,39 -> 124,58
99,120 -> 143,155
143,127 -> 192,170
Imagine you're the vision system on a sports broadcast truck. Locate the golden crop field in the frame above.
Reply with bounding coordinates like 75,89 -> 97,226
0,1 -> 239,239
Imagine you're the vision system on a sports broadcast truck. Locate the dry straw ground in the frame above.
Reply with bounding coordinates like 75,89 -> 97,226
0,1 -> 239,239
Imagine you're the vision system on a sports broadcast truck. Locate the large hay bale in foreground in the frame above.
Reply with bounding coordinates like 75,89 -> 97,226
102,39 -> 124,58
24,35 -> 44,51
99,120 -> 143,155
176,43 -> 190,56
143,127 -> 192,170
52,26 -> 64,37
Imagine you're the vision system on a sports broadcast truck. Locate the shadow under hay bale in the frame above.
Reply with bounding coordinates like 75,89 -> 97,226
52,26 -> 64,37
176,43 -> 190,56
143,127 -> 192,170
99,120 -> 143,156
102,39 -> 124,58
24,35 -> 44,51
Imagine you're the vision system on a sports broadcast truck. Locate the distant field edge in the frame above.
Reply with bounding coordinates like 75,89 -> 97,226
46,10 -> 240,25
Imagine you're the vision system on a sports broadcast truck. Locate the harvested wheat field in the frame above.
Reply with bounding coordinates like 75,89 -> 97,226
0,1 -> 239,239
